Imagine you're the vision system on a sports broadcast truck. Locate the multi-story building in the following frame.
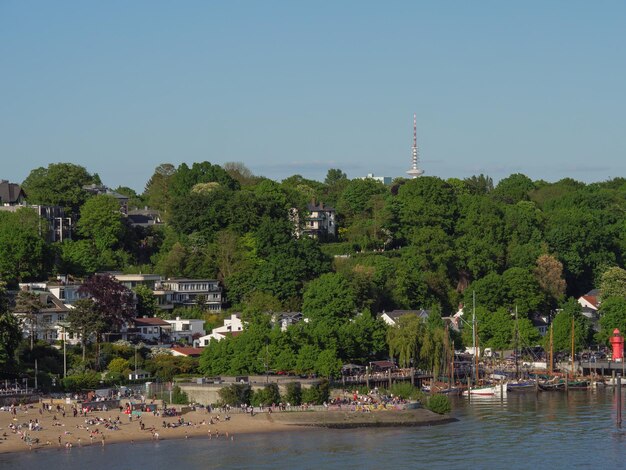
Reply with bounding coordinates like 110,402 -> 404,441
156,279 -> 223,312
112,273 -> 162,291
196,314 -> 243,346
164,317 -> 206,344
302,202 -> 337,239
12,286 -> 70,343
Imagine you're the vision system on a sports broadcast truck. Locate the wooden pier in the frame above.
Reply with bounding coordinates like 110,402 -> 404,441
338,368 -> 432,389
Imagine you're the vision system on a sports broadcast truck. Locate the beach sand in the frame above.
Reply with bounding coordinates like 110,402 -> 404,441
0,405 -> 295,454
0,403 -> 451,454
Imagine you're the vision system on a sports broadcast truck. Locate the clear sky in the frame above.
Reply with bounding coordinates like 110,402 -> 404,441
2,1 -> 625,192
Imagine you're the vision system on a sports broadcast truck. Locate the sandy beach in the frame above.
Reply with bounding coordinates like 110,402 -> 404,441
0,402 -> 451,455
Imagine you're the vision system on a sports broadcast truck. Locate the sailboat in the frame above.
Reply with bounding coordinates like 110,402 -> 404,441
507,306 -> 537,393
463,292 -> 507,397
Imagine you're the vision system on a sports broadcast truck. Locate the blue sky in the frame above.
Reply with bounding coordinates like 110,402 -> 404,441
1,1 -> 625,192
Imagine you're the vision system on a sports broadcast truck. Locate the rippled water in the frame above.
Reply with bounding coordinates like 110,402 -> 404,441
2,389 -> 626,469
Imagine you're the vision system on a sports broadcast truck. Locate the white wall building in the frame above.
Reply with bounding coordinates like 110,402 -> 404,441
164,317 -> 206,343
157,279 -> 223,312
196,314 -> 244,346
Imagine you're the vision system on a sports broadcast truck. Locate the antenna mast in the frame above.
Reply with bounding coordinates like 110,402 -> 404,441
406,113 -> 424,178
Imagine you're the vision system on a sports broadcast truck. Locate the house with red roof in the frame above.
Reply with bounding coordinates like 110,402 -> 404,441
170,347 -> 204,357
578,289 -> 601,319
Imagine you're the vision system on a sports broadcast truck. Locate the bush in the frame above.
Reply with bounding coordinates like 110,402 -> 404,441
389,383 -> 424,401
218,383 -> 252,406
62,370 -> 102,392
301,379 -> 330,405
251,383 -> 281,407
426,394 -> 451,414
283,382 -> 302,406
170,386 -> 189,405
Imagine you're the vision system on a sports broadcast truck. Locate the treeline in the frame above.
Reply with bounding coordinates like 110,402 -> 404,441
6,163 -> 626,314
2,162 -> 626,380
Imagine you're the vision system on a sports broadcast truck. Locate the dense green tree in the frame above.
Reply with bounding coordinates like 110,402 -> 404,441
143,163 -> 176,213
545,208 -> 617,295
0,209 -> 47,285
0,282 -> 21,376
464,174 -> 494,195
134,284 -> 158,318
22,162 -> 100,213
315,348 -> 342,379
393,177 -> 458,241
549,298 -> 590,352
77,194 -> 126,254
597,296 -> 626,344
168,162 -> 239,201
217,383 -> 252,406
455,196 -> 506,279
66,298 -> 105,361
302,273 -> 356,322
599,267 -> 626,299
501,267 -> 546,314
387,313 -> 425,368
283,381 -> 302,405
492,173 -> 535,204
337,178 -> 388,224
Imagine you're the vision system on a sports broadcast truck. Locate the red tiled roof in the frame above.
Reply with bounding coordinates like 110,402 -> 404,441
171,347 -> 203,357
582,295 -> 599,309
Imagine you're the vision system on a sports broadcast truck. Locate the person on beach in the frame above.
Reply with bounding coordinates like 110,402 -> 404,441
101,434 -> 105,447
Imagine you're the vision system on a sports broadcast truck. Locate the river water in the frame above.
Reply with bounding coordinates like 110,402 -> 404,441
2,388 -> 626,469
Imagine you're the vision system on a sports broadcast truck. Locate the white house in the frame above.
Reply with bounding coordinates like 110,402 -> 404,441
164,317 -> 206,344
128,317 -> 171,343
12,287 -> 70,343
578,289 -> 600,319
196,314 -> 244,346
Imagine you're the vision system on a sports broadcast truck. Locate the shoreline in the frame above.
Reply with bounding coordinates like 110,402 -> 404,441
0,406 -> 452,455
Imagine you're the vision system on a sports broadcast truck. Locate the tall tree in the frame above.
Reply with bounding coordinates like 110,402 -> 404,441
0,282 -> 21,375
14,289 -> 43,350
597,296 -> 626,344
599,266 -> 626,299
0,209 -> 47,285
534,254 -> 567,305
78,274 -> 135,332
134,284 -> 158,318
144,163 -> 176,213
301,273 -> 357,323
387,313 -> 424,368
22,162 -> 100,214
67,298 -> 105,361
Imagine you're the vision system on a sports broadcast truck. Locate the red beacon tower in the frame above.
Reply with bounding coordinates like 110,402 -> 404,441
610,328 -> 624,362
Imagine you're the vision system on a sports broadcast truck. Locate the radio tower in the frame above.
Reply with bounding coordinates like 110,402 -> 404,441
406,113 -> 424,178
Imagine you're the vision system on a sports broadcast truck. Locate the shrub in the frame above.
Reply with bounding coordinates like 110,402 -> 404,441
218,383 -> 252,406
426,394 -> 451,414
170,386 -> 189,405
282,382 -> 302,406
62,370 -> 101,392
251,383 -> 281,407
388,383 -> 425,401
301,379 -> 330,405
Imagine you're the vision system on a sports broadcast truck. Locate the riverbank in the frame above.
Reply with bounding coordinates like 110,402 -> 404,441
0,405 -> 451,454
